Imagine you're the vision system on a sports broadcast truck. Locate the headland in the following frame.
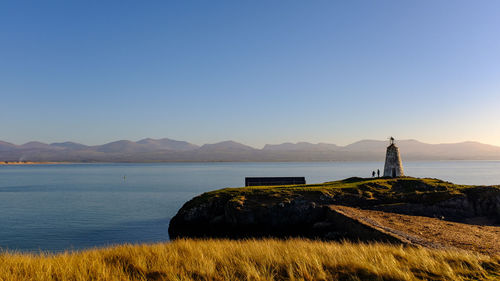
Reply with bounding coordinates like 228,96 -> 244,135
169,177 -> 500,255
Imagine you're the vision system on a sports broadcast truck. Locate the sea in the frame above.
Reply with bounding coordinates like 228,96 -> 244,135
0,161 -> 499,252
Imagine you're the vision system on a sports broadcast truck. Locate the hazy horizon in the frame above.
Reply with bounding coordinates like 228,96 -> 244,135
2,1 -> 499,147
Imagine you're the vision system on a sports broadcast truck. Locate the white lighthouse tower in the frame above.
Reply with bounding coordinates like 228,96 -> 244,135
383,137 -> 404,178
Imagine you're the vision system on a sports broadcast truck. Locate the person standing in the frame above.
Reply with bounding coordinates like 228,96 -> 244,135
372,171 -> 376,178
377,169 -> 380,177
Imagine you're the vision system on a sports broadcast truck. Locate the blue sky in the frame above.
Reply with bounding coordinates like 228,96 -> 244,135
1,1 -> 499,147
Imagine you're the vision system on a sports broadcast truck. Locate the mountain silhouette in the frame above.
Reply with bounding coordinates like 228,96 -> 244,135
1,138 -> 500,162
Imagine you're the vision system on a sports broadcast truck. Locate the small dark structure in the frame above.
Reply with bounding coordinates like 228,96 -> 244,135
245,177 -> 306,187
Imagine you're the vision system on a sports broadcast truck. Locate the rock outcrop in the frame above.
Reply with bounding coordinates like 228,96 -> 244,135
168,177 -> 500,241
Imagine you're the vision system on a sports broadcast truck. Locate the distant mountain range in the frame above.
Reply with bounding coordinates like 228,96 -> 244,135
1,138 -> 500,162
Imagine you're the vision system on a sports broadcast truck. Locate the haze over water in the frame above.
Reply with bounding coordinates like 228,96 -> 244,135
0,161 -> 499,252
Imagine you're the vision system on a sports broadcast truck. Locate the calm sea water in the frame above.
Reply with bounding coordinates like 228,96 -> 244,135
0,161 -> 499,252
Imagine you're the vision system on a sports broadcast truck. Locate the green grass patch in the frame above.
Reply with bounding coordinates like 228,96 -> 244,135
185,177 -> 500,209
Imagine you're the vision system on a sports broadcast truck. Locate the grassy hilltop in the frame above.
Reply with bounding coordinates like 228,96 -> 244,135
184,177 -> 478,208
0,239 -> 499,281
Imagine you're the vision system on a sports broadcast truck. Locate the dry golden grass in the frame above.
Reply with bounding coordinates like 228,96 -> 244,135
0,239 -> 498,281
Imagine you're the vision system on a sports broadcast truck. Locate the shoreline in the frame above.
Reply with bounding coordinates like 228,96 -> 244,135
2,159 -> 500,165
0,161 -> 73,165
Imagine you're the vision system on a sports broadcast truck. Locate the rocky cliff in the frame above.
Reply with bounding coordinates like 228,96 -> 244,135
168,177 -> 500,241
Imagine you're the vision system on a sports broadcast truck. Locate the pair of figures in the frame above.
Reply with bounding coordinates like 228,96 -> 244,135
372,169 -> 380,178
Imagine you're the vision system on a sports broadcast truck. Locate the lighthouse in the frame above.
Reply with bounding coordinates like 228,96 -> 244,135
383,137 -> 404,177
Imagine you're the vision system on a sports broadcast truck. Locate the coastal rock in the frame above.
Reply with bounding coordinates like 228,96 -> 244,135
168,178 -> 500,240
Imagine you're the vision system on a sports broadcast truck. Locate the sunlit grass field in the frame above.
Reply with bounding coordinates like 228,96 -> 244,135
0,239 -> 498,281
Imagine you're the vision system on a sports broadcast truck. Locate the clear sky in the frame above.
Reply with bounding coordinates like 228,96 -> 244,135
1,0 -> 499,148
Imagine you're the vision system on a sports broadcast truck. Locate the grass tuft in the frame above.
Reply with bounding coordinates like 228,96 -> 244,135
0,239 -> 498,280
